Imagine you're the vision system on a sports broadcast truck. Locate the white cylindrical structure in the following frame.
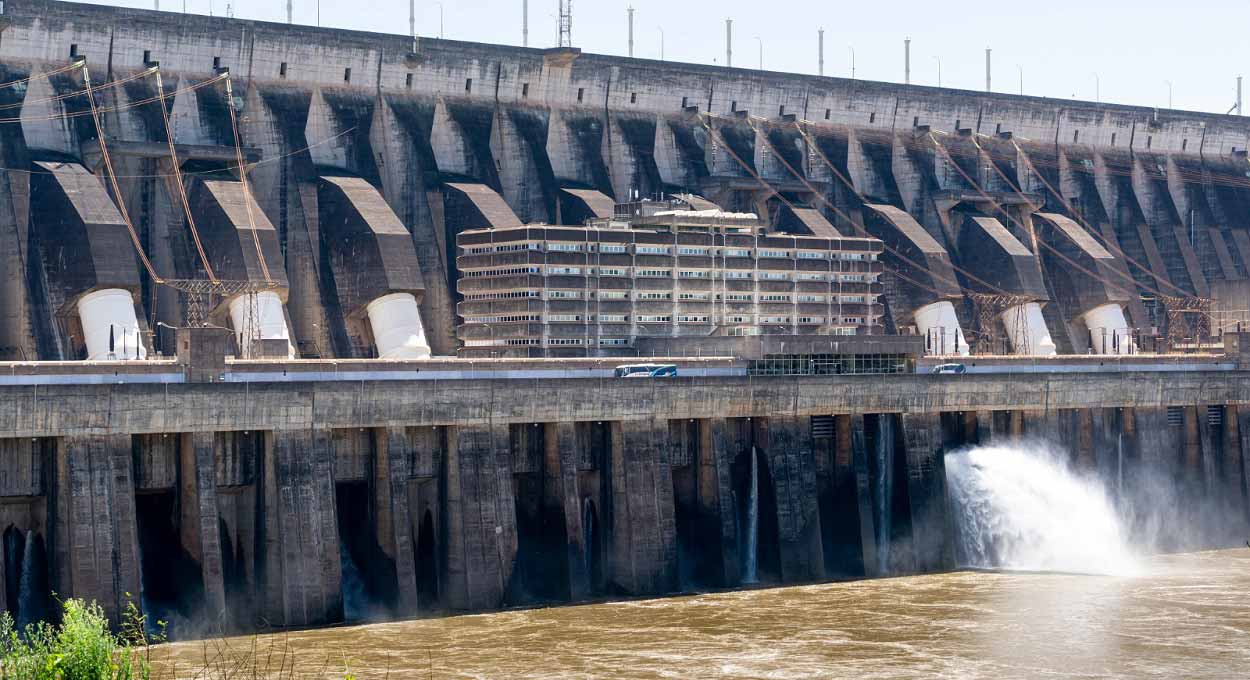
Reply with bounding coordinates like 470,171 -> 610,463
1082,303 -> 1135,355
914,300 -> 969,356
229,291 -> 295,359
1001,302 -> 1057,356
78,288 -> 146,361
366,292 -> 431,360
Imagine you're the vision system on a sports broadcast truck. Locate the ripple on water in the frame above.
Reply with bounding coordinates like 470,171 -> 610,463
156,549 -> 1250,679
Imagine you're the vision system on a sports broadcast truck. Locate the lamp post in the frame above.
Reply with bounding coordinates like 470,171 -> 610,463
754,36 -> 763,70
849,46 -> 855,79
1165,80 -> 1173,109
1093,72 -> 1100,102
932,55 -> 941,88
434,1 -> 444,38
658,26 -> 664,61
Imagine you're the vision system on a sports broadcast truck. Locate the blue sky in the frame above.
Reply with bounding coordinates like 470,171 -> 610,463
81,0 -> 1249,115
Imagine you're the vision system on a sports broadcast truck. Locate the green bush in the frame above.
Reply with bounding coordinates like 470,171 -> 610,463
0,598 -> 158,680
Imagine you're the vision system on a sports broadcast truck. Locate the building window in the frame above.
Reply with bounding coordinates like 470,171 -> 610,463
547,266 -> 582,275
279,62 -> 289,77
797,295 -> 826,303
635,292 -> 672,300
760,294 -> 791,302
344,67 -> 352,83
596,267 -> 627,276
522,83 -> 529,97
677,246 -> 710,255
759,249 -> 789,258
595,291 -> 629,300
724,248 -> 751,257
577,87 -> 585,103
465,78 -> 473,93
547,242 -> 582,252
637,269 -> 671,278
547,314 -> 583,322
599,244 -> 628,253
760,272 -> 790,281
547,290 -> 582,299
406,73 -> 414,89
797,251 -> 826,259
723,271 -> 752,279
596,314 -> 628,323
679,270 -> 709,278
636,245 -> 670,255
637,315 -> 672,323
599,338 -> 630,346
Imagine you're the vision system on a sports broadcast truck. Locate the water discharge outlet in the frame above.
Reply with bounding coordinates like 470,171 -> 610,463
945,443 -> 1139,575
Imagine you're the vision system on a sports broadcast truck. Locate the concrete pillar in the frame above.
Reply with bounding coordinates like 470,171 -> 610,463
443,424 -> 517,611
55,435 -> 142,625
548,422 -> 588,601
179,432 -> 226,624
1182,407 -> 1202,495
849,415 -> 879,578
901,413 -> 953,572
376,427 -> 419,615
974,410 -> 994,446
1075,408 -> 1096,472
1238,407 -> 1250,526
1008,410 -> 1025,438
759,416 -> 825,583
259,429 -> 342,627
1223,406 -> 1246,527
703,418 -> 739,586
607,419 -> 678,595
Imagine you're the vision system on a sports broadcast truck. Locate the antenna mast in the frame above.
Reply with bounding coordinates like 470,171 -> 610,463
558,0 -> 572,48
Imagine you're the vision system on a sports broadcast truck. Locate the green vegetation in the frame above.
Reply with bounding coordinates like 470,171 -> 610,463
0,598 -> 159,680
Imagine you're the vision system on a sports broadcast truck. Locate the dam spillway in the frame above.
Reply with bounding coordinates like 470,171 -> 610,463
0,0 -> 1246,638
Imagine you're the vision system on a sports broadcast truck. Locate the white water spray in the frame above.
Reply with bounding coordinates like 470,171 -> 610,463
945,443 -> 1139,576
742,447 -> 760,584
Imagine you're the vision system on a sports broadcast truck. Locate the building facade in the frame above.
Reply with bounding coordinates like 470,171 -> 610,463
456,202 -> 885,357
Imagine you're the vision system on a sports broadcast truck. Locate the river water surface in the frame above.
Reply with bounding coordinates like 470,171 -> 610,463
157,549 -> 1250,679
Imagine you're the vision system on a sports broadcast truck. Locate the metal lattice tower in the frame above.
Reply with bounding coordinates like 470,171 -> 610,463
969,293 -> 1033,355
1160,295 -> 1213,348
558,0 -> 572,48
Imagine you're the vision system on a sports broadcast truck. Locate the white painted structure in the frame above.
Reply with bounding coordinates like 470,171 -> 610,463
366,292 -> 431,360
914,300 -> 969,356
1002,302 -> 1057,356
229,291 -> 295,359
78,288 -> 146,360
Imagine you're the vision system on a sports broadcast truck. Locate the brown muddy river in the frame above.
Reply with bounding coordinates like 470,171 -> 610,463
156,549 -> 1250,679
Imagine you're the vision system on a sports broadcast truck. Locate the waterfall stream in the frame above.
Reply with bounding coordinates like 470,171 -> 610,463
945,444 -> 1138,575
742,447 -> 760,584
874,417 -> 894,575
15,531 -> 38,631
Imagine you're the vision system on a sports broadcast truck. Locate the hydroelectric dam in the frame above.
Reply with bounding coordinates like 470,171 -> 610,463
0,0 -> 1248,637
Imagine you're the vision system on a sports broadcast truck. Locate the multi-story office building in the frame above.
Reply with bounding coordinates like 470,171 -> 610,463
456,200 -> 886,357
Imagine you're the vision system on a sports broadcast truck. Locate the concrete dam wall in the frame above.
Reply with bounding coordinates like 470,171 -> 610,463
0,0 -> 1246,639
0,367 -> 1247,634
0,0 -> 1248,360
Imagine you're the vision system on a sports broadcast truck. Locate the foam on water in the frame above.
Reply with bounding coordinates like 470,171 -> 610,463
945,443 -> 1140,576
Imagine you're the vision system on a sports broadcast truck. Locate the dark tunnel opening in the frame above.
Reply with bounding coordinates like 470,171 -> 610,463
217,518 -> 248,630
3,526 -> 50,630
509,425 -> 572,605
135,491 -> 205,638
414,509 -> 439,611
582,498 -> 604,595
336,481 -> 395,622
732,447 -> 781,584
